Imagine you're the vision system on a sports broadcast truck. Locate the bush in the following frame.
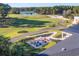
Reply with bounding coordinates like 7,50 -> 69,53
45,23 -> 56,27
18,30 -> 28,33
49,23 -> 56,27
53,31 -> 62,38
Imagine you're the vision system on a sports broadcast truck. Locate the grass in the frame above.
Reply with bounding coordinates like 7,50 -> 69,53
0,27 -> 39,38
0,14 -> 68,38
8,14 -> 25,18
8,14 -> 50,19
53,30 -> 62,38
43,41 -> 56,49
0,14 -> 72,55
60,20 -> 72,27
45,30 -> 62,38
9,14 -> 62,25
11,41 -> 45,55
42,30 -> 61,49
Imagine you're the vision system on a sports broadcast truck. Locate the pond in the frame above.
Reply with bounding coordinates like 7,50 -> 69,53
20,11 -> 37,16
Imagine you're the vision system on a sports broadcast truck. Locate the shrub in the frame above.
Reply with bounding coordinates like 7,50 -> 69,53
18,30 -> 28,33
45,23 -> 56,27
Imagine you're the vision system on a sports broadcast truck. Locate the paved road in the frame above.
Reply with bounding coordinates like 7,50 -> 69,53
39,24 -> 79,56
9,26 -> 66,43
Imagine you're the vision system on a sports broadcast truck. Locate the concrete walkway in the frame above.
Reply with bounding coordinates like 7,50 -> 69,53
47,15 -> 70,20
9,26 -> 66,43
49,31 -> 72,40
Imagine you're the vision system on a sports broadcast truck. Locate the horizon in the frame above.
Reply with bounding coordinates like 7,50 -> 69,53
5,3 -> 79,7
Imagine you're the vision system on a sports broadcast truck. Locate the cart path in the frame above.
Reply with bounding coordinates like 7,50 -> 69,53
9,26 -> 66,43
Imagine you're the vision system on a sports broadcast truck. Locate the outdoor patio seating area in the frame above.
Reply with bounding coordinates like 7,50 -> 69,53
27,36 -> 53,48
26,32 -> 56,48
27,31 -> 72,48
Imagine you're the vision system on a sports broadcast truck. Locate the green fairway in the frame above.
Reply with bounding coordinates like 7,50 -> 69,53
0,27 -> 39,38
8,14 -> 50,19
0,14 -> 68,38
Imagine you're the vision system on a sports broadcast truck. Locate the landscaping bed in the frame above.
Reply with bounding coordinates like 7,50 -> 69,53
43,41 -> 56,49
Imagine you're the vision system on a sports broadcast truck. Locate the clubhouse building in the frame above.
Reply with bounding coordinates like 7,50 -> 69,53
73,16 -> 79,24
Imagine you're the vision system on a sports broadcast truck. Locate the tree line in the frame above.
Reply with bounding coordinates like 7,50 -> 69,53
0,36 -> 44,56
0,3 -> 11,18
9,6 -> 79,19
1,3 -> 79,19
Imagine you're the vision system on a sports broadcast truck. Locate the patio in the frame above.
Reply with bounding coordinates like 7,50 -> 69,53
26,32 -> 56,48
27,31 -> 72,48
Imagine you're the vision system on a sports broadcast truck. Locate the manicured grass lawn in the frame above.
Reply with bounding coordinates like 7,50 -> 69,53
44,41 -> 56,49
0,14 -> 72,55
26,17 -> 61,25
8,14 -> 50,19
9,14 -> 62,25
8,14 -> 25,18
45,30 -> 62,38
0,14 -> 67,38
0,27 -> 39,38
53,30 -> 62,38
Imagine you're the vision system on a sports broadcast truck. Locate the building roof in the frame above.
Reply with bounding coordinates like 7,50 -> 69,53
40,24 -> 79,56
74,16 -> 79,19
20,11 -> 35,13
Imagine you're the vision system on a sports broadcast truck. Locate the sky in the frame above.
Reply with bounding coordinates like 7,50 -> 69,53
1,0 -> 79,3
6,3 -> 79,7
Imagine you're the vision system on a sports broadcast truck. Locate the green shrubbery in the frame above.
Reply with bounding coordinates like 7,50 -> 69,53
18,30 -> 28,33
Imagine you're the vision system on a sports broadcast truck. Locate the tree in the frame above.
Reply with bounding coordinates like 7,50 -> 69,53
0,36 -> 11,56
0,3 -> 11,18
